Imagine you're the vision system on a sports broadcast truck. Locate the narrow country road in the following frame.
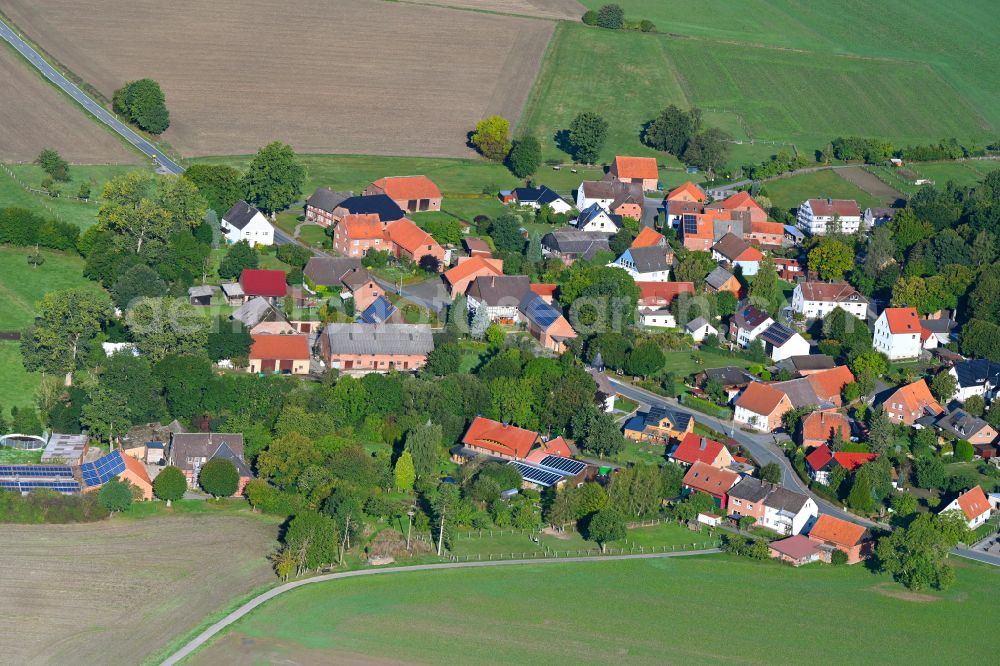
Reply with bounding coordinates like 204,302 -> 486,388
0,17 -> 184,175
159,548 -> 720,665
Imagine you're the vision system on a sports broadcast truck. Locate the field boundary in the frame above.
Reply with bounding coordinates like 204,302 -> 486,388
159,548 -> 721,665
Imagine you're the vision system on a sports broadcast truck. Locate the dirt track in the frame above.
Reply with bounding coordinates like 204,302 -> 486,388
835,166 -> 903,204
2,0 -> 555,158
402,0 -> 585,19
0,515 -> 278,665
0,44 -> 138,163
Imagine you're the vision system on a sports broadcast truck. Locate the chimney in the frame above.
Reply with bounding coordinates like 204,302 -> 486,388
827,197 -> 833,205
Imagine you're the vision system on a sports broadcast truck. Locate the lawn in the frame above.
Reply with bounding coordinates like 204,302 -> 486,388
0,342 -> 41,414
763,169 -> 883,212
190,554 -> 1000,665
1,163 -> 146,229
0,446 -> 42,464
659,347 -> 755,380
908,160 -> 1000,189
0,246 -> 98,330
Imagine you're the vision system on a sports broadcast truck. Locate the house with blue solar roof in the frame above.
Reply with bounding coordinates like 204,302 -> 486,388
517,293 -> 576,353
359,296 -> 399,324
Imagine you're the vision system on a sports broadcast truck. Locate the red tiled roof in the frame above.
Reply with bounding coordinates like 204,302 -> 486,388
809,514 -> 866,548
614,156 -> 658,180
462,416 -> 538,459
797,282 -> 864,303
806,445 -> 834,472
955,485 -> 990,521
631,227 -> 665,248
720,191 -> 767,215
887,379 -> 943,419
807,366 -> 856,403
882,307 -> 920,334
801,411 -> 850,444
120,453 -> 152,486
833,452 -> 879,472
529,283 -> 558,297
807,199 -> 861,217
371,175 -> 441,201
341,213 -> 386,240
750,220 -> 784,236
250,334 -> 311,360
637,281 -> 694,307
240,269 -> 288,298
735,382 -> 787,416
385,218 -> 440,254
672,432 -> 726,466
540,436 -> 572,457
666,181 -> 706,202
444,256 -> 502,286
682,461 -> 739,496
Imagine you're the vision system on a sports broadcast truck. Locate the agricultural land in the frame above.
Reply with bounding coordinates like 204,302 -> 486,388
0,0 -> 555,158
189,555 -> 1000,665
0,515 -> 279,665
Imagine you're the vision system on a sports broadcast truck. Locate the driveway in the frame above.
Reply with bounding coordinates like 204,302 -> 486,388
641,195 -> 664,229
374,274 -> 450,313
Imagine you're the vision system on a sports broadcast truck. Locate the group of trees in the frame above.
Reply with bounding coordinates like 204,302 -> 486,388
113,79 -> 170,134
582,4 -> 655,32
184,141 -> 305,215
469,116 -> 542,178
643,105 -> 732,176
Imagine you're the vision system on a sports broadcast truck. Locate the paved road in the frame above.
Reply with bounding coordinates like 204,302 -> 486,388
159,548 -> 719,665
0,17 -> 184,175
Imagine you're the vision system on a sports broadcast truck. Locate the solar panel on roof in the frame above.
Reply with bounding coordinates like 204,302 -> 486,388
523,296 -> 560,329
762,323 -> 794,345
683,214 -> 698,234
537,455 -> 587,476
508,461 -> 563,487
80,451 -> 126,487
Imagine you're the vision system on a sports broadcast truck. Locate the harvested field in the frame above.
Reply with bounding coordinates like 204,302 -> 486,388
0,515 -> 278,665
0,45 -> 137,163
2,0 -> 554,158
403,0 -> 584,20
836,166 -> 904,204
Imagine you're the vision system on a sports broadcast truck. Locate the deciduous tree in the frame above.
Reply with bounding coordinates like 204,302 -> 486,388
153,465 -> 188,506
568,112 -> 608,164
471,116 -> 512,162
242,142 -> 305,213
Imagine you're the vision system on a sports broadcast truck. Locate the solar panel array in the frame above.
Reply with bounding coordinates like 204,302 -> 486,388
509,461 -> 563,488
0,464 -> 80,493
761,322 -> 794,346
683,214 -> 698,234
523,296 -> 561,329
537,455 -> 587,476
80,451 -> 126,488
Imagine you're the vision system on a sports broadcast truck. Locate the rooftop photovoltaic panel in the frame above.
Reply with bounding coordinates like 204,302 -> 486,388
761,323 -> 795,346
537,455 -> 587,476
683,214 -> 698,234
80,451 -> 126,487
522,295 -> 561,329
0,464 -> 75,477
508,461 -> 562,488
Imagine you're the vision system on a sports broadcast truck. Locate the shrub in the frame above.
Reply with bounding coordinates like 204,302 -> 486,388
639,19 -> 655,32
596,4 -> 624,29
198,458 -> 239,498
830,549 -> 849,566
36,149 -> 70,182
98,478 -> 134,513
113,78 -> 170,134
582,10 -> 598,25
153,465 -> 188,505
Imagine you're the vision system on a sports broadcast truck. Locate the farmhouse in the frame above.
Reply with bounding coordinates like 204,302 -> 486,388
332,213 -> 388,257
168,433 -> 250,494
456,416 -> 540,463
509,185 -> 573,214
610,246 -> 673,282
800,411 -> 851,449
304,257 -> 385,311
444,256 -> 504,296
624,405 -> 694,444
542,229 -> 611,263
734,382 -> 793,432
248,334 -> 310,375
305,188 -> 351,227
685,317 -> 718,342
940,485 -> 992,529
319,323 -> 434,374
791,282 -> 868,320
574,204 -> 622,233
666,181 -> 706,204
386,218 -> 445,267
727,476 -> 818,536
575,180 -> 643,219
807,514 -> 870,564
705,266 -> 740,296
678,211 -> 716,251
466,275 -> 531,323
610,155 -> 659,191
334,194 -> 405,223
365,175 -> 442,213
873,307 -> 924,360
746,220 -> 786,247
221,201 -> 274,246
670,433 -> 735,469
704,191 -> 768,224
682,461 -> 739,508
796,198 -> 862,235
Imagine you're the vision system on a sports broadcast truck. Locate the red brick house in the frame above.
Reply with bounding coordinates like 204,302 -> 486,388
747,220 -> 785,247
682,461 -> 739,508
610,156 -> 659,191
365,176 -> 442,213
878,379 -> 944,426
248,335 -> 310,375
385,218 -> 445,268
319,323 -> 434,374
444,256 -> 503,296
705,191 -> 768,224
332,213 -> 387,257
808,514 -> 870,564
457,416 -> 540,462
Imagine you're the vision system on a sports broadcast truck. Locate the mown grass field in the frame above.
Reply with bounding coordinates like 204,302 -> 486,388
190,555 -> 1000,665
906,160 -> 1000,188
764,169 -> 883,211
0,246 -> 98,330
524,2 -> 999,168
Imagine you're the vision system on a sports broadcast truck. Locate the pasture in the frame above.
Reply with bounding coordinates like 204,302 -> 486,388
1,0 -> 553,159
0,515 -> 279,666
0,341 -> 39,413
763,169 -> 882,212
0,246 -> 97,330
189,555 -> 999,665
0,43 -> 138,164
2,163 -> 142,228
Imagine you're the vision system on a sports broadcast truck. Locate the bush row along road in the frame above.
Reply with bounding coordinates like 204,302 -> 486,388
607,377 -> 1000,567
158,548 -> 721,665
0,17 -> 184,175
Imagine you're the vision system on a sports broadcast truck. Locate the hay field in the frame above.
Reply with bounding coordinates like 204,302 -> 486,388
1,0 -> 553,159
0,515 -> 278,665
0,45 -> 137,163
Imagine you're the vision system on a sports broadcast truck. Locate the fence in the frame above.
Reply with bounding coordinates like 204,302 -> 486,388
446,540 -> 720,562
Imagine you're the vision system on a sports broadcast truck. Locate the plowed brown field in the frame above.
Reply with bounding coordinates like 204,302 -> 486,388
0,515 -> 278,665
0,45 -> 138,162
2,0 -> 556,158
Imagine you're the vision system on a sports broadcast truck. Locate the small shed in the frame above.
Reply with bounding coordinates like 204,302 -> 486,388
220,282 -> 245,306
188,285 -> 216,306
697,512 -> 721,527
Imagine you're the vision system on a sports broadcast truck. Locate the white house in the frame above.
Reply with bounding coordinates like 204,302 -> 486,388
640,309 -> 676,328
711,233 -> 763,277
940,486 -> 992,529
573,204 -> 621,233
791,282 -> 869,320
221,200 -> 275,246
949,359 -> 1000,404
864,207 -> 896,229
685,316 -> 718,342
729,305 -> 774,348
796,198 -> 862,235
760,322 -> 810,362
727,476 -> 819,536
609,246 -> 673,282
873,307 -> 923,361
512,186 -> 573,214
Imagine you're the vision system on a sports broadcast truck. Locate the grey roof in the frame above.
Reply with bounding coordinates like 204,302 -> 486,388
952,359 -> 1000,389
866,207 -> 897,219
515,185 -> 565,207
587,367 -> 615,396
780,354 -> 836,373
712,219 -> 746,243
705,266 -> 735,290
542,228 -> 612,258
322,323 -> 433,356
466,275 -> 531,307
732,305 -> 772,331
304,256 -> 364,286
576,203 -> 622,230
712,232 -> 753,261
918,318 -> 955,335
760,322 -> 798,347
784,225 -> 805,240
306,187 -> 351,213
728,476 -> 810,514
336,194 -> 404,222
222,200 -> 262,230
212,441 -> 253,478
685,316 -> 711,332
645,405 -> 693,432
628,245 -> 673,273
169,433 -> 246,472
934,409 -> 993,440
188,285 -> 216,298
703,366 -> 757,387
771,377 -> 824,409
231,297 -> 281,328
581,179 -> 643,209
220,282 -> 244,298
